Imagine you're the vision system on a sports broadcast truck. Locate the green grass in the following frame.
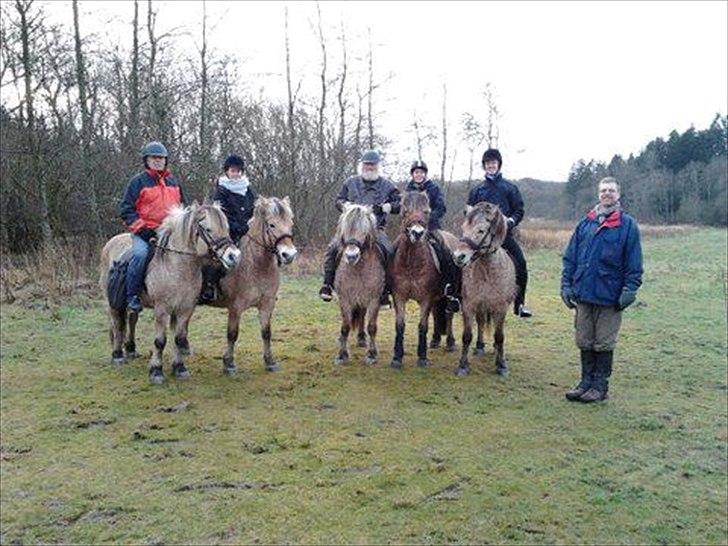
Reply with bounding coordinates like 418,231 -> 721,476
1,229 -> 726,545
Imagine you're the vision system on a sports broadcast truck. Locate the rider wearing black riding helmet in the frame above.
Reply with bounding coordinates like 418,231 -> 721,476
405,160 -> 461,314
467,148 -> 532,318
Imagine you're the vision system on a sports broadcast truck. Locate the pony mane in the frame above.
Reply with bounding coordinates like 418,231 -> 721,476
336,204 -> 376,243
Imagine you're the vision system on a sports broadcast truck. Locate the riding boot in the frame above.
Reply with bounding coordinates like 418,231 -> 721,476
375,239 -> 392,307
199,264 -> 221,304
565,350 -> 595,401
319,241 -> 339,301
579,351 -> 612,402
429,232 -> 461,314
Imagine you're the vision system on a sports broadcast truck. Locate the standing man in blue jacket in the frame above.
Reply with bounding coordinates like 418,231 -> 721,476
467,148 -> 532,317
405,160 -> 460,313
561,177 -> 643,403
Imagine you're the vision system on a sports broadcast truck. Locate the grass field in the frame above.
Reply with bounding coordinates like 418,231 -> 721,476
1,229 -> 726,544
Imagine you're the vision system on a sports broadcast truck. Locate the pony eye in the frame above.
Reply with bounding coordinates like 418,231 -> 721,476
268,223 -> 276,229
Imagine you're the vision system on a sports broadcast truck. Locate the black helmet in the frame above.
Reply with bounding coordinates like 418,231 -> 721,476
360,150 -> 381,164
223,154 -> 245,172
481,148 -> 502,169
410,160 -> 428,174
141,141 -> 168,159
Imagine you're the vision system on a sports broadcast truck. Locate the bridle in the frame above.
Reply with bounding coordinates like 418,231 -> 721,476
248,221 -> 294,265
155,215 -> 235,267
459,214 -> 499,261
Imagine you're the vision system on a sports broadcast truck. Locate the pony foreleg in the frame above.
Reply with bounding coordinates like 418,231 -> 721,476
364,300 -> 380,366
390,297 -> 406,369
335,306 -> 352,366
258,302 -> 280,372
445,311 -> 456,352
149,307 -> 167,384
456,310 -> 473,377
354,308 -> 367,348
474,310 -> 486,357
175,314 -> 192,356
223,307 -> 241,375
171,310 -> 192,380
416,302 -> 432,368
493,311 -> 508,376
125,308 -> 139,359
429,299 -> 445,349
109,307 -> 126,364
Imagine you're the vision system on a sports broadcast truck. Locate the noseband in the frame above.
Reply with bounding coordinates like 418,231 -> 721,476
195,219 -> 235,262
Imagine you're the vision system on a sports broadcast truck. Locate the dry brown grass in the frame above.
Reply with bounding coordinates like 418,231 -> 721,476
516,218 -> 700,250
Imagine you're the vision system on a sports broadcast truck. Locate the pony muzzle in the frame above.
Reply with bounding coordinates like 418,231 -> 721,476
344,246 -> 361,264
220,246 -> 242,270
408,225 -> 426,242
277,244 -> 298,265
453,248 -> 473,267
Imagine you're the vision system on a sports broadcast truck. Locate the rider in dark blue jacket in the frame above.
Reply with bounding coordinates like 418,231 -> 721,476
405,160 -> 460,313
200,154 -> 255,303
467,148 -> 532,317
560,177 -> 643,403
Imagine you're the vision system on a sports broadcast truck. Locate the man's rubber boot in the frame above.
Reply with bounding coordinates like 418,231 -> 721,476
565,350 -> 595,401
579,351 -> 612,402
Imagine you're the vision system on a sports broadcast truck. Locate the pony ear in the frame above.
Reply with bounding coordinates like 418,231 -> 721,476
464,205 -> 473,217
254,196 -> 268,217
493,210 -> 508,247
282,195 -> 291,205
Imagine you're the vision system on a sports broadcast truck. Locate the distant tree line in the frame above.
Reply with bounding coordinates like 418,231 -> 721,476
563,116 -> 728,225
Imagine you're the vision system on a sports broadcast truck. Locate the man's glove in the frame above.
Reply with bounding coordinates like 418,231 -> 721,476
560,287 -> 577,309
372,204 -> 383,215
617,289 -> 637,311
137,227 -> 157,242
506,217 -> 515,230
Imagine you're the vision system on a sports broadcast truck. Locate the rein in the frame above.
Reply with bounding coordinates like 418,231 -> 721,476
153,219 -> 233,264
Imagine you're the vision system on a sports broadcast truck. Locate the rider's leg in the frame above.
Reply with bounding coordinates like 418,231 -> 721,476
126,234 -> 150,312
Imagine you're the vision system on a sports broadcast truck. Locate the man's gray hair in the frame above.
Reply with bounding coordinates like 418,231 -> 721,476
598,177 -> 620,191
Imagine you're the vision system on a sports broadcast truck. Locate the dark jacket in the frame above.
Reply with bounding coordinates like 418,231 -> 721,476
561,209 -> 643,306
467,173 -> 524,227
120,169 -> 185,233
335,175 -> 401,228
405,179 -> 446,230
211,180 -> 257,242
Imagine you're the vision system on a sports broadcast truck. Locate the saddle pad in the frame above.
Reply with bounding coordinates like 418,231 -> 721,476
106,249 -> 133,310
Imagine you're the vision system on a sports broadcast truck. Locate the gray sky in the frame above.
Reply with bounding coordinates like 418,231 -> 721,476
48,0 -> 727,182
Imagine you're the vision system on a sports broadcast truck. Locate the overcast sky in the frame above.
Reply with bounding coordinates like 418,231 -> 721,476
47,0 -> 727,182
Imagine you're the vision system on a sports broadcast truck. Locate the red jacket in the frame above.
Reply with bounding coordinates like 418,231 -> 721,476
119,168 -> 185,232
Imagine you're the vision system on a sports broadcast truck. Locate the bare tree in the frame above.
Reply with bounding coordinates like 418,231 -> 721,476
439,83 -> 448,185
366,26 -> 373,150
461,112 -> 485,187
198,0 -> 208,158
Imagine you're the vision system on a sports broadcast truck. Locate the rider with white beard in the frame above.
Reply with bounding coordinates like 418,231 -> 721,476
319,150 -> 401,306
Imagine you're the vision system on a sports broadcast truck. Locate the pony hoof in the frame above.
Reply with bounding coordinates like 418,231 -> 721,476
334,355 -> 349,366
416,358 -> 430,368
364,355 -> 377,366
149,369 -> 165,385
178,345 -> 193,356
445,342 -> 457,353
473,348 -> 486,358
223,365 -> 238,376
112,356 -> 126,366
265,362 -> 281,372
124,351 -> 139,360
429,339 -> 441,349
390,359 -> 402,370
357,337 -> 367,348
496,366 -> 509,377
455,366 -> 470,377
173,364 -> 191,380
